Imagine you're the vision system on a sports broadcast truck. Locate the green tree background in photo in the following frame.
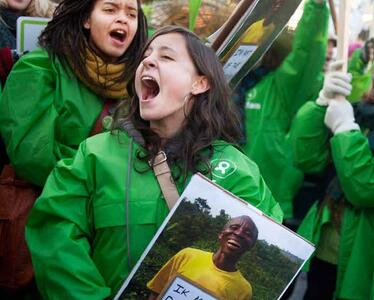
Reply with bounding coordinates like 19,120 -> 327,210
123,198 -> 303,300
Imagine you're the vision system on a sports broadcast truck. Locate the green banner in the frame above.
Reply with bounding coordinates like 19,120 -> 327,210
189,0 -> 202,31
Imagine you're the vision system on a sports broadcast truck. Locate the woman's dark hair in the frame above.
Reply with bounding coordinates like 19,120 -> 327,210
39,0 -> 147,85
115,25 -> 242,181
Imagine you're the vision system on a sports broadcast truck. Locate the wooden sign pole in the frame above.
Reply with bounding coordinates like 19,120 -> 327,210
328,0 -> 338,35
210,0 -> 255,51
336,0 -> 351,72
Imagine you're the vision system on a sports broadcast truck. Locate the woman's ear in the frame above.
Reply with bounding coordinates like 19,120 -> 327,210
191,76 -> 210,95
84,18 -> 91,30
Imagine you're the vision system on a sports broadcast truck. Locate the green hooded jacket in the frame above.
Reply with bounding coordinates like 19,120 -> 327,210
0,48 -> 105,186
26,131 -> 283,300
242,0 -> 329,218
347,48 -> 374,103
291,101 -> 374,300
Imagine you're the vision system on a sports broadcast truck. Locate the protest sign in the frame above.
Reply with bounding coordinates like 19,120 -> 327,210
16,17 -> 50,54
211,0 -> 302,87
115,174 -> 314,300
158,275 -> 218,300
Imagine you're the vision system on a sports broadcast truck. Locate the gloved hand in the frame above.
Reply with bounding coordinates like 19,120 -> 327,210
316,60 -> 352,106
360,38 -> 374,65
324,99 -> 360,134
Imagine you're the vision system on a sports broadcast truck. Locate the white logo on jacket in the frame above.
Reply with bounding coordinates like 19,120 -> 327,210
211,159 -> 237,179
245,89 -> 261,110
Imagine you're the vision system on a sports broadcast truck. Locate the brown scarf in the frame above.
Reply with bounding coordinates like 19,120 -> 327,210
71,48 -> 129,100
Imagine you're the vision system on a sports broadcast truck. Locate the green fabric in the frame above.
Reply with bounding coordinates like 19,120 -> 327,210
297,201 -> 331,271
314,222 -> 339,265
243,0 -> 328,218
290,101 -> 329,174
331,132 -> 374,300
26,131 -> 283,300
336,207 -> 374,300
331,131 -> 374,208
291,103 -> 374,299
189,0 -> 202,31
347,48 -> 374,103
0,48 -> 103,186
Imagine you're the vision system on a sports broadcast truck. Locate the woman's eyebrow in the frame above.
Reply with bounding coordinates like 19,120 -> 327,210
102,0 -> 118,6
126,4 -> 138,12
158,46 -> 177,54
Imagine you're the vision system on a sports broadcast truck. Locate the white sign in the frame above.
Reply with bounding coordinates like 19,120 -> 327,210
17,17 -> 50,53
160,276 -> 218,300
223,44 -> 258,81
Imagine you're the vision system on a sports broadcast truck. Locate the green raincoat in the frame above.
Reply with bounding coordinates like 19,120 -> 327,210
243,0 -> 328,218
26,131 -> 283,300
0,48 -> 105,186
347,48 -> 374,103
291,101 -> 374,300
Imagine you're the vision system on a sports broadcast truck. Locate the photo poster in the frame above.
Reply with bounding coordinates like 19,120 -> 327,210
215,0 -> 302,88
17,17 -> 50,54
115,173 -> 315,300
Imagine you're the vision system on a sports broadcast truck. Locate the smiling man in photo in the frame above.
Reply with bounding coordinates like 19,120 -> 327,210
147,215 -> 258,300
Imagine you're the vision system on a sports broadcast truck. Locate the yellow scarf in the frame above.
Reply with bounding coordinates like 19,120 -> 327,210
71,48 -> 129,100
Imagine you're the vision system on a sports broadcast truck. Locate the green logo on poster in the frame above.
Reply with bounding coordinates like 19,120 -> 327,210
211,159 -> 237,179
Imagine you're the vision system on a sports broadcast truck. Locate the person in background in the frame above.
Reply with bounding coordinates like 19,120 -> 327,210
240,0 -> 328,223
26,25 -> 282,300
348,28 -> 369,58
324,33 -> 337,71
0,0 -> 56,87
0,0 -> 55,50
348,38 -> 374,102
0,0 -> 147,186
291,53 -> 374,299
0,0 -> 56,172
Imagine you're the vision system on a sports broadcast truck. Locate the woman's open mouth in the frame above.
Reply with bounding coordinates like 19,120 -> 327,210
141,75 -> 160,101
110,29 -> 127,44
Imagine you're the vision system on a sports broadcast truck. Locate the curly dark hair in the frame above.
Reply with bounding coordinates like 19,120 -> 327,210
39,0 -> 147,86
114,25 -> 242,181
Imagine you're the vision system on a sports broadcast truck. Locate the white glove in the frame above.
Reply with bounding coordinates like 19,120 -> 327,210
316,60 -> 352,106
324,99 -> 360,134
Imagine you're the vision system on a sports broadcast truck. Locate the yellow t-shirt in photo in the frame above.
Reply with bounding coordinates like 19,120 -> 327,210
147,247 -> 252,300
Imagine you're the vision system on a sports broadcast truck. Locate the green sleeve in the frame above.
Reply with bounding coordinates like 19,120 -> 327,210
26,141 -> 111,300
331,131 -> 374,208
273,0 -> 328,115
290,101 -> 329,173
0,50 -> 68,186
347,49 -> 373,102
212,145 -> 283,222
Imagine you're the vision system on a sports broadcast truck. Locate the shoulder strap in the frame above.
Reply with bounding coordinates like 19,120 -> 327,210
121,121 -> 180,209
89,100 -> 116,136
150,151 -> 180,209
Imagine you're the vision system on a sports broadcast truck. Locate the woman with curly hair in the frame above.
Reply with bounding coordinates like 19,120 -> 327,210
0,0 -> 147,185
